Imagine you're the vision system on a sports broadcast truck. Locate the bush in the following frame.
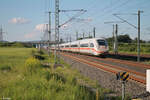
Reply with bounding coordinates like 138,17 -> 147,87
30,50 -> 45,60
25,57 -> 41,74
37,50 -> 44,55
11,42 -> 24,47
33,54 -> 45,60
0,65 -> 12,71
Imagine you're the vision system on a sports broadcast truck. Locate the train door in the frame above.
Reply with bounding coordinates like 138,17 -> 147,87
89,41 -> 94,55
78,41 -> 80,53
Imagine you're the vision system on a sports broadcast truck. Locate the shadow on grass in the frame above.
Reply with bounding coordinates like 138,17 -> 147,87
107,53 -> 150,62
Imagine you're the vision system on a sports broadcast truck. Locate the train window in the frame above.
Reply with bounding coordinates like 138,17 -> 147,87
90,43 -> 94,47
80,43 -> 88,47
65,45 -> 69,47
97,40 -> 107,46
71,44 -> 78,47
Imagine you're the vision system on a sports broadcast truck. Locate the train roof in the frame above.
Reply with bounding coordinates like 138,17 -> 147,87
60,38 -> 106,45
79,37 -> 106,41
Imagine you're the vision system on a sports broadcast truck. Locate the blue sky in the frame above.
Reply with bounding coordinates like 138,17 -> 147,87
0,0 -> 150,41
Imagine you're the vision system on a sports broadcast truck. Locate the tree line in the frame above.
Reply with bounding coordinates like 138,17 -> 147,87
106,34 -> 150,43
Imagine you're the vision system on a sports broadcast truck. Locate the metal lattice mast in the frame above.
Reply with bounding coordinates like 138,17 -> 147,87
48,12 -> 51,44
48,11 -> 51,57
0,26 -> 4,41
54,0 -> 60,64
0,27 -> 3,41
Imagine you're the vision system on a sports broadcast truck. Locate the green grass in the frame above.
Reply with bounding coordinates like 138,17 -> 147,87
108,43 -> 150,55
0,48 -> 35,66
0,47 -> 130,100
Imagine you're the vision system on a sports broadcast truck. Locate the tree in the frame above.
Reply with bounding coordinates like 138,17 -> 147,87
117,34 -> 132,43
106,34 -> 132,43
133,37 -> 146,43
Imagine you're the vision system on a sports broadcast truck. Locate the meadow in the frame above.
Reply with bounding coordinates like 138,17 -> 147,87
108,43 -> 150,54
0,47 -> 125,100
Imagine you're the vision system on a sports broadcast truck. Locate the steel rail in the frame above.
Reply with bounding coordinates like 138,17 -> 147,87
60,52 -> 146,85
83,55 -> 150,69
77,54 -> 146,77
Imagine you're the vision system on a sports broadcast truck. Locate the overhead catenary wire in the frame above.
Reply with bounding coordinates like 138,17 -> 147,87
59,0 -> 131,40
59,9 -> 87,28
76,0 -> 131,31
73,0 -> 132,39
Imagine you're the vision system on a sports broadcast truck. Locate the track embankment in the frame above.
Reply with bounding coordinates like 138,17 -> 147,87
59,52 -> 150,99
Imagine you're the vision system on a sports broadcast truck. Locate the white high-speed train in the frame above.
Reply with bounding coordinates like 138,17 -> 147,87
53,38 -> 109,56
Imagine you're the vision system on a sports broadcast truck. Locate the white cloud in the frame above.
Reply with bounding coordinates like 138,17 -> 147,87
24,24 -> 47,40
35,24 -> 46,31
9,17 -> 31,24
24,32 -> 35,39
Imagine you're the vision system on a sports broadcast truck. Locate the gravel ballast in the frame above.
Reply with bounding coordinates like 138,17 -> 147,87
59,54 -> 150,100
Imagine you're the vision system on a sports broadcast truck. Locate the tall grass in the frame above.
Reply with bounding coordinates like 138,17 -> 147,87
0,48 -> 98,99
0,48 -> 130,100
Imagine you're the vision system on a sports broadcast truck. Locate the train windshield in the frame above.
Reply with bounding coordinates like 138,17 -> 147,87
97,40 -> 107,46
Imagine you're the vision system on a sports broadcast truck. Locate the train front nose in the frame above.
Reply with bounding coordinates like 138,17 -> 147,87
99,45 -> 108,51
96,39 -> 109,55
97,46 -> 108,56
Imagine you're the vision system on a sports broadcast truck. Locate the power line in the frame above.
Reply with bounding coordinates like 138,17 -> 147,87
87,0 -> 130,20
59,9 -> 87,28
76,0 -> 131,34
114,10 -> 144,62
70,0 -> 123,29
87,0 -> 122,17
59,0 -> 130,40
113,14 -> 138,29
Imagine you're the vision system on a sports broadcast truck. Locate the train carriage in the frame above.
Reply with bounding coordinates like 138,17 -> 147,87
58,38 -> 109,56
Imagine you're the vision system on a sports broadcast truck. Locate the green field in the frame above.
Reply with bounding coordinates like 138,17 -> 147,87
1,47 -> 124,100
108,43 -> 150,55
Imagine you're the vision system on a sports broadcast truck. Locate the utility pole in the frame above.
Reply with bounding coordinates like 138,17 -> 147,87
0,26 -> 3,41
48,11 -> 51,56
115,24 -> 118,55
113,10 -> 143,62
89,32 -> 91,38
48,12 -> 51,45
137,10 -> 142,62
54,0 -> 60,64
66,34 -> 68,42
70,35 -> 72,42
113,24 -> 115,53
76,31 -> 78,40
104,21 -> 123,54
83,32 -> 85,39
0,25 -> 6,42
93,27 -> 96,38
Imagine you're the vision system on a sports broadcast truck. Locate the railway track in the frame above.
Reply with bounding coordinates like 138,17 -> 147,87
83,55 -> 150,72
60,52 -> 148,85
109,52 -> 150,61
109,52 -> 150,58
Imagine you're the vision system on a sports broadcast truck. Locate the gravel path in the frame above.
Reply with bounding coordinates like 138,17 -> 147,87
59,54 -> 150,100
